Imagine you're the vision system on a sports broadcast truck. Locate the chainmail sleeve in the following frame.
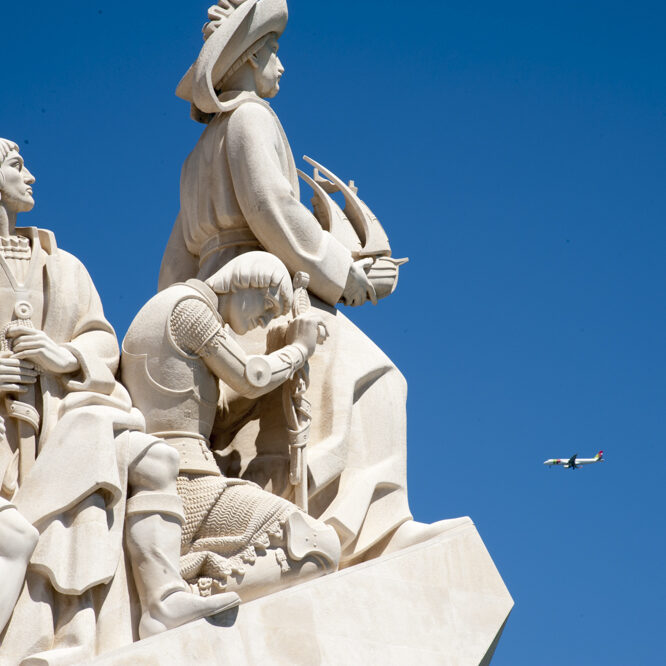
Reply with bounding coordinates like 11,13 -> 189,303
169,297 -> 223,356
170,295 -> 307,398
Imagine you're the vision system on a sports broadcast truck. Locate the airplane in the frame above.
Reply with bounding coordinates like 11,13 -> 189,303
543,451 -> 604,469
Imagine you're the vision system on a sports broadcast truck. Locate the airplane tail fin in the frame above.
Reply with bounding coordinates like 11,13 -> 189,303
595,450 -> 604,461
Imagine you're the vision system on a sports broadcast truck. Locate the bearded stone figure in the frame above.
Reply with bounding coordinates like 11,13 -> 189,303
160,0 -> 454,566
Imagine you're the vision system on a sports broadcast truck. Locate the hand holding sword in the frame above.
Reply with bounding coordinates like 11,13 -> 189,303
282,272 -> 327,512
0,302 -> 78,489
0,350 -> 39,489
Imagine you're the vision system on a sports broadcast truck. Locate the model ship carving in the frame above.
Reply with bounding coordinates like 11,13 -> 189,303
299,155 -> 408,301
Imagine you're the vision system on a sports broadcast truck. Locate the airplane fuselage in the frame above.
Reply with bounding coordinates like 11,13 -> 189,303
543,451 -> 604,468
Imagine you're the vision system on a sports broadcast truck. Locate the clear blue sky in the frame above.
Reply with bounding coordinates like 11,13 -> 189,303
3,2 -> 665,664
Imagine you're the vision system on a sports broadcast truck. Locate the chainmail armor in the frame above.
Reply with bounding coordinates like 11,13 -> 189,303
178,473 -> 297,596
170,297 -> 223,356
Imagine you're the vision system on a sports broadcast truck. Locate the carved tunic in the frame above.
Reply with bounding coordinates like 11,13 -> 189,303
165,92 -> 353,306
1,228 -> 143,580
0,229 -> 44,331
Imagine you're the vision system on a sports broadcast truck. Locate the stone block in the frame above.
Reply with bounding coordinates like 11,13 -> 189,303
88,518 -> 513,666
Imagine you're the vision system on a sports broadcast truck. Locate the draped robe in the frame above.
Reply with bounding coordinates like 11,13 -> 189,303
0,228 -> 144,665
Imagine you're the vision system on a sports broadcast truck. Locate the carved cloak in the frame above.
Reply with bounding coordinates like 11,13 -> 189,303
1,229 -> 144,664
11,228 -> 143,593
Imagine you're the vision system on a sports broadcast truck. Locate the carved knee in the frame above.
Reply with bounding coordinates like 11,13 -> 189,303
285,511 -> 341,572
0,507 -> 38,561
129,440 -> 180,493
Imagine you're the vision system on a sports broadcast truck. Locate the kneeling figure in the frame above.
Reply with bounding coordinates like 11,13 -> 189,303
122,252 -> 340,601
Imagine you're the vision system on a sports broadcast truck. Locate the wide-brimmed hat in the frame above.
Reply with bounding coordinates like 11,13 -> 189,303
176,0 -> 288,118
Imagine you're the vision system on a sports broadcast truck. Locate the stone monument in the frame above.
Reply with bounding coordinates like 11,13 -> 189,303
0,1 -> 513,664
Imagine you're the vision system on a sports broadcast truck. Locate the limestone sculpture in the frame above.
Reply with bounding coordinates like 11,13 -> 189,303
0,138 -> 238,666
0,2 -> 514,662
121,251 -> 341,602
160,0 -> 453,565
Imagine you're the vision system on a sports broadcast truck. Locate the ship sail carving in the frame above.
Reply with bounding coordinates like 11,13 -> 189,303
299,156 -> 408,301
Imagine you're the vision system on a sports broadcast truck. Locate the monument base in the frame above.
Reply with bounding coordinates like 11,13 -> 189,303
88,517 -> 512,665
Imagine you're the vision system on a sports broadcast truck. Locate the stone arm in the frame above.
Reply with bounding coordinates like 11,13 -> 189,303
8,254 -> 117,395
226,103 -> 353,306
35,252 -> 118,395
170,298 -> 308,400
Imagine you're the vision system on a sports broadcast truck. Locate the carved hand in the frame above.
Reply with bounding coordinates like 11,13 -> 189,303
0,356 -> 38,394
341,258 -> 377,307
286,314 -> 326,359
6,326 -> 79,375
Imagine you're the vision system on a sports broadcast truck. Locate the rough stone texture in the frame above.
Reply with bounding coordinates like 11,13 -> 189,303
88,518 -> 513,666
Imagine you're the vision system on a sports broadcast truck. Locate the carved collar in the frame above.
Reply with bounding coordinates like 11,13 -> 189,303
214,90 -> 272,114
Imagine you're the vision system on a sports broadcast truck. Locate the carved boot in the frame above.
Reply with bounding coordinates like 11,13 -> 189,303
125,492 -> 240,639
0,500 -> 39,634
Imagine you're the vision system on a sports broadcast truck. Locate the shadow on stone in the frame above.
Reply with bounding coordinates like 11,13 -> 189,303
205,604 -> 239,629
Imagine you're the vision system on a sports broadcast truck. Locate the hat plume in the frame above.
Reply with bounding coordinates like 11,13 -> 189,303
204,1 -> 249,40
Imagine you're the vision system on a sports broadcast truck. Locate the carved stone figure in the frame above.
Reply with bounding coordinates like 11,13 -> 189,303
0,3 -> 515,661
0,139 -> 238,666
159,0 -> 452,565
122,251 -> 341,602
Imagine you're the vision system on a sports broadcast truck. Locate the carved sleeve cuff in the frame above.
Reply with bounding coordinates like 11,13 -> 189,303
60,343 -> 117,395
244,344 -> 306,388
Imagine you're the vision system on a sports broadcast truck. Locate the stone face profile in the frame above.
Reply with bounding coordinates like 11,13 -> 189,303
0,1 -> 512,663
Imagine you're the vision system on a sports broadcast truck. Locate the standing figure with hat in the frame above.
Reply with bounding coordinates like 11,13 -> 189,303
160,0 -> 454,566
